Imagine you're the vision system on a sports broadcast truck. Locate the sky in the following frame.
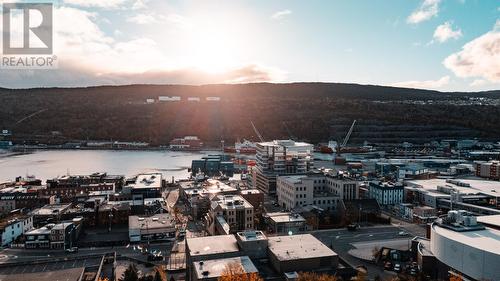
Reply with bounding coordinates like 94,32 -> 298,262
0,0 -> 498,91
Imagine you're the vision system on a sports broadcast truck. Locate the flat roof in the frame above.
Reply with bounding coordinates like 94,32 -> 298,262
406,179 -> 500,198
432,223 -> 500,255
32,204 -> 71,215
187,235 -> 239,257
268,234 -> 337,261
193,256 -> 257,280
477,215 -> 500,228
129,173 -> 162,189
213,195 -> 253,209
236,231 -> 267,242
128,214 -> 175,230
0,267 -> 84,281
258,140 -> 313,148
266,212 -> 306,223
26,226 -> 51,235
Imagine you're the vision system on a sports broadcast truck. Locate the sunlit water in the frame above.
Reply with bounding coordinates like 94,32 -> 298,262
0,149 -> 223,182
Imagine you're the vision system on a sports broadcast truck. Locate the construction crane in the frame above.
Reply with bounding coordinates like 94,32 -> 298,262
341,120 -> 357,148
251,121 -> 265,142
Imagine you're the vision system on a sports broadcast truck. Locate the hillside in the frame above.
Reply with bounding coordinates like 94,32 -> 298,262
1,83 -> 499,145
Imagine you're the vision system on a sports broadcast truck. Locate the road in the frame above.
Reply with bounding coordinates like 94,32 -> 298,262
0,241 -> 175,264
311,225 -> 418,280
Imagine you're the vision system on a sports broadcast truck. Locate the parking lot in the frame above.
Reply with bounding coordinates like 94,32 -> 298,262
0,257 -> 102,275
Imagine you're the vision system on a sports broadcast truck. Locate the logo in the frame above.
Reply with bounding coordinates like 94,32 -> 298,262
1,2 -> 57,69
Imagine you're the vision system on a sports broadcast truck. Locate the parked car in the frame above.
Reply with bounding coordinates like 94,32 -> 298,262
65,247 -> 78,253
147,254 -> 163,261
398,231 -> 409,236
347,224 -> 359,231
410,267 -> 418,276
393,263 -> 402,273
384,261 -> 393,270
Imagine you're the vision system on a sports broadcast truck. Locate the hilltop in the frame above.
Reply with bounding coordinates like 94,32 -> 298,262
1,83 -> 499,145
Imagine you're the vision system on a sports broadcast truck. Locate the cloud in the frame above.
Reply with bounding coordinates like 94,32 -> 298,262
127,13 -> 157,24
407,0 -> 440,24
271,10 -> 292,20
470,79 -> 488,87
63,0 -> 127,9
132,0 -> 149,10
443,20 -> 500,82
0,6 -> 284,88
433,22 -> 462,43
391,76 -> 450,90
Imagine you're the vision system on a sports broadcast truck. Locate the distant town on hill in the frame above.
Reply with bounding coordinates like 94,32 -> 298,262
1,83 -> 500,146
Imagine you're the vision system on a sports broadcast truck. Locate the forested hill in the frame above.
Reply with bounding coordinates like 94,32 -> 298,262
1,83 -> 499,145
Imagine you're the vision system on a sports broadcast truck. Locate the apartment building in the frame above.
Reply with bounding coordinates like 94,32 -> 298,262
369,181 -> 404,206
205,195 -> 254,235
475,160 -> 500,180
0,214 -> 33,246
255,140 -> 314,195
276,171 -> 359,211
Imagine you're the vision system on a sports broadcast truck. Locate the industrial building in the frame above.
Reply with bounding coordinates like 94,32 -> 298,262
405,178 -> 500,215
191,155 -> 234,177
255,140 -> 314,195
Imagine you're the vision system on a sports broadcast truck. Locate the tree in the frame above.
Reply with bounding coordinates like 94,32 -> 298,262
356,270 -> 367,281
120,264 -> 139,281
449,275 -> 462,281
154,270 -> 163,281
218,262 -> 263,281
296,272 -> 338,281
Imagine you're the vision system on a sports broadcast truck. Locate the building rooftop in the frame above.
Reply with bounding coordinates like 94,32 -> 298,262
187,235 -> 239,257
128,214 -> 175,230
236,231 -> 267,242
477,215 -> 500,229
128,173 -> 162,189
266,212 -> 306,223
432,222 -> 500,255
406,178 -> 500,198
193,256 -> 257,280
26,226 -> 52,235
0,267 -> 85,281
212,195 -> 253,210
258,140 -> 313,149
268,234 -> 337,261
32,204 -> 71,216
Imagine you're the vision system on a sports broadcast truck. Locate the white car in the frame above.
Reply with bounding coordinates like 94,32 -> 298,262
398,231 -> 409,236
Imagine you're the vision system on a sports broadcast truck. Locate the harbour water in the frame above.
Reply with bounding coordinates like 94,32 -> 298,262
0,149 -> 222,182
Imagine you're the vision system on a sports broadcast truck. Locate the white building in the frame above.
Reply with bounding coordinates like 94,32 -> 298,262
430,212 -> 500,281
369,181 -> 404,206
159,96 -> 181,102
276,171 -> 358,211
206,97 -> 221,101
188,97 -> 200,102
128,214 -> 176,242
255,140 -> 314,195
0,215 -> 33,246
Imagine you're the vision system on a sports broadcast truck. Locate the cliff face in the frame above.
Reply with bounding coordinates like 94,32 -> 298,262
0,83 -> 499,145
